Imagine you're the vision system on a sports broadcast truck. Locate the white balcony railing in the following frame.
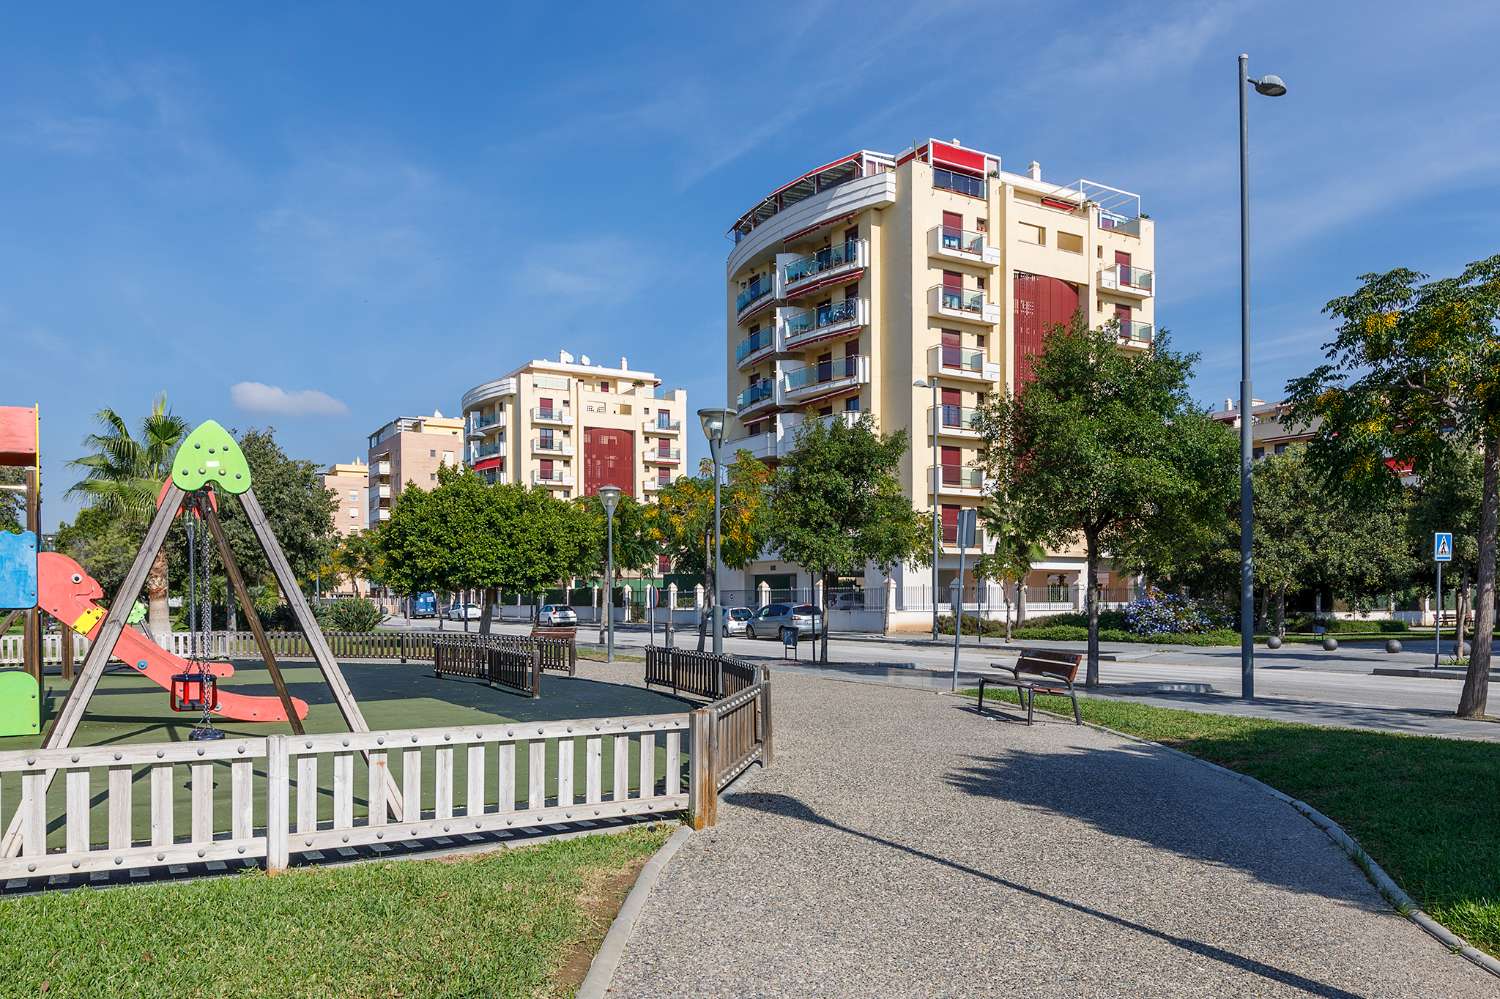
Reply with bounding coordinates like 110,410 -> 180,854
928,285 -> 1001,324
645,447 -> 681,463
374,461 -> 391,476
531,407 -> 570,424
927,345 -> 1000,383
928,226 -> 999,265
1099,263 -> 1153,296
783,355 -> 869,400
647,416 -> 682,434
724,411 -> 860,463
644,478 -> 668,492
531,469 -> 573,487
532,438 -> 573,456
375,507 -> 391,522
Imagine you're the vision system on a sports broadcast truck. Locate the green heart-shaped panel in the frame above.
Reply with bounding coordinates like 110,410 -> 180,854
172,420 -> 252,494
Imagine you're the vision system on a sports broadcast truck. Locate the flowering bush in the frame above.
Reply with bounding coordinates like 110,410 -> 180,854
1122,590 -> 1225,636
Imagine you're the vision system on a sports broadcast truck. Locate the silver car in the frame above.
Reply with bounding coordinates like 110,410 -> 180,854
745,603 -> 822,640
722,607 -> 752,637
537,604 -> 577,626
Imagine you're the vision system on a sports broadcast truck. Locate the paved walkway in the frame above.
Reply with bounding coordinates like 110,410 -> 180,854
606,669 -> 1494,998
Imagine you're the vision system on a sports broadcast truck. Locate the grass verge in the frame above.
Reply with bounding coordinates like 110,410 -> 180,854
0,824 -> 672,998
968,686 -> 1500,957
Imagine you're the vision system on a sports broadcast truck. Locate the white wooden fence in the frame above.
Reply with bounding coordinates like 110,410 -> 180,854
0,713 -> 690,879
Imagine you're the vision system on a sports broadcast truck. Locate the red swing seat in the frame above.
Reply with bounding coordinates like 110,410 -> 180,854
169,672 -> 219,713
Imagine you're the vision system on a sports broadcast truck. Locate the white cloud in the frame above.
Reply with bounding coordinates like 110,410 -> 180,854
230,381 -> 348,417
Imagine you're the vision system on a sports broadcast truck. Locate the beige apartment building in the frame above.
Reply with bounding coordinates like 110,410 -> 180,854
721,137 -> 1156,610
459,351 -> 688,502
322,459 -> 369,537
366,412 -> 465,524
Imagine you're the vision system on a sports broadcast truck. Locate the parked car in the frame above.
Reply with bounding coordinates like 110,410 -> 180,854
410,591 -> 437,618
444,602 -> 483,621
745,603 -> 822,640
538,604 -> 578,627
722,607 -> 752,637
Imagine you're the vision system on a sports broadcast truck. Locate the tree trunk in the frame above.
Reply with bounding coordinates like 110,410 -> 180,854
1276,588 -> 1286,638
1084,531 -> 1100,687
147,548 -> 171,647
1016,580 -> 1027,626
820,570 -> 831,664
1456,571 -> 1469,661
1004,578 -> 1014,643
1457,434 -> 1497,718
480,587 -> 494,635
227,590 -> 238,632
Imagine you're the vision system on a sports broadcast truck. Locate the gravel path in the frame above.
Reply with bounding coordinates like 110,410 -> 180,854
605,669 -> 1495,998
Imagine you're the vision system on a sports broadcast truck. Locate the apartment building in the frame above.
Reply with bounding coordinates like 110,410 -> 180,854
459,351 -> 688,501
721,138 -> 1156,604
322,459 -> 369,536
366,412 -> 464,524
1210,398 -> 1319,460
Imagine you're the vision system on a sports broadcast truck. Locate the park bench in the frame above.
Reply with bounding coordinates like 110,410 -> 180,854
975,648 -> 1083,725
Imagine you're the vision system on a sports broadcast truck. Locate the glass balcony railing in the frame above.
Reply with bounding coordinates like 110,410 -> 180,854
784,355 -> 862,393
934,226 -> 987,255
735,328 -> 775,363
933,167 -> 985,198
533,438 -> 571,454
784,299 -> 861,342
783,239 -> 859,286
647,447 -> 681,461
936,286 -> 986,316
935,345 -> 985,374
652,416 -> 682,432
942,523 -> 986,546
736,381 -> 775,411
936,465 -> 984,490
1104,263 -> 1153,293
1118,320 -> 1153,344
472,442 -> 504,460
531,407 -> 567,422
736,277 -> 774,313
931,405 -> 982,433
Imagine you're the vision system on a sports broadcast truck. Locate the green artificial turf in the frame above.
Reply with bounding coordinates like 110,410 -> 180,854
0,823 -> 671,998
968,686 -> 1500,957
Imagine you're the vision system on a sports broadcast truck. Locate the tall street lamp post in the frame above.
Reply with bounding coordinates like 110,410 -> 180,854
914,379 -> 940,639
1238,54 -> 1287,700
698,407 -> 733,655
599,485 -> 621,664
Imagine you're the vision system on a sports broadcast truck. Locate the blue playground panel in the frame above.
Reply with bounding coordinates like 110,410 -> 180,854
0,531 -> 38,610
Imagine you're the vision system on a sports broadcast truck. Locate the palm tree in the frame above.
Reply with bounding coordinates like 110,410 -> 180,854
67,396 -> 189,642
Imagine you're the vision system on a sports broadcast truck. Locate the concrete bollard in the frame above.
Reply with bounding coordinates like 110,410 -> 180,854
1385,639 -> 1403,654
1322,636 -> 1339,651
1265,635 -> 1283,650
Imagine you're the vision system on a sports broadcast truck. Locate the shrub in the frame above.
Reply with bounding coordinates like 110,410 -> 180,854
1122,590 -> 1227,637
324,598 -> 385,633
1286,615 -> 1409,634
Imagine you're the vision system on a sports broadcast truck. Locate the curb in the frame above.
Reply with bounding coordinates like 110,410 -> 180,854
577,823 -> 694,998
976,693 -> 1500,980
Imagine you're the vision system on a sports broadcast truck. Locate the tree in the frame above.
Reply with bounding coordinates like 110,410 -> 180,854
765,415 -> 928,662
1286,256 -> 1500,717
67,396 -> 189,638
973,499 -> 1045,641
576,493 -> 656,577
0,467 -> 22,532
1408,443 -> 1485,656
975,320 -> 1237,685
54,505 -> 141,600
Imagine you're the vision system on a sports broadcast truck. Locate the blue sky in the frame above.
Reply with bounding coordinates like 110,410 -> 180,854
5,1 -> 1499,529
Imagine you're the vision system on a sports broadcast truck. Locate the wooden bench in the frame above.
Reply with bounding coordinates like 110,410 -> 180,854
975,648 -> 1083,725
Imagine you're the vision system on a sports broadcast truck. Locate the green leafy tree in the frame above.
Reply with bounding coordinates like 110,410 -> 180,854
66,396 -> 189,637
973,499 -> 1045,641
54,505 -> 141,600
975,320 -> 1237,685
576,493 -> 656,578
1408,444 -> 1485,655
765,415 -> 928,663
0,468 -> 22,532
1286,256 -> 1500,717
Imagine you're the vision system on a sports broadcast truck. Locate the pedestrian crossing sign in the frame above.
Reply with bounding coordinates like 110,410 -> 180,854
1434,532 -> 1453,562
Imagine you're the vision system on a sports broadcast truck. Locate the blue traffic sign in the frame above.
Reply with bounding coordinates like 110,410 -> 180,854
1434,532 -> 1454,563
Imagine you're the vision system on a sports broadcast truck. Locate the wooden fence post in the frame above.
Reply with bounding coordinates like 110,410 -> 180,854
530,640 -> 542,699
399,632 -> 407,664
266,735 -> 289,873
758,667 -> 774,768
688,707 -> 717,829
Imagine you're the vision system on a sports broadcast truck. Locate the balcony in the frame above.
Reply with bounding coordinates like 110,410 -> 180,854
782,238 -> 867,298
372,484 -> 392,500
941,523 -> 986,552
1118,320 -> 1153,346
928,405 -> 983,440
927,345 -> 1001,384
531,407 -> 570,425
735,276 -> 776,322
931,465 -> 986,497
928,226 -> 999,265
532,469 -> 573,488
471,441 -> 504,461
1099,263 -> 1153,297
724,411 -> 860,464
646,416 -> 682,434
929,285 -> 1001,325
644,478 -> 668,493
782,298 -> 866,351
467,412 -> 504,439
724,431 -> 778,462
736,379 -> 778,416
782,355 -> 869,403
644,447 -> 681,464
374,461 -> 391,477
734,327 -> 778,369
532,438 -> 573,456
374,508 -> 391,522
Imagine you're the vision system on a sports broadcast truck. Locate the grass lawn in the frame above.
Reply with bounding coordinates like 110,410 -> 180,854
0,823 -> 671,997
969,686 -> 1500,957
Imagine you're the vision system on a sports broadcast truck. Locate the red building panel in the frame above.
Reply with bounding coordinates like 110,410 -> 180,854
1012,273 -> 1080,388
583,427 -> 635,498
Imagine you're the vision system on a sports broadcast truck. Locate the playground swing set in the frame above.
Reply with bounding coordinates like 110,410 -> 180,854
0,409 -> 408,855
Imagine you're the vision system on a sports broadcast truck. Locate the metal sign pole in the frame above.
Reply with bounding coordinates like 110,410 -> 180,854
1435,559 -> 1443,669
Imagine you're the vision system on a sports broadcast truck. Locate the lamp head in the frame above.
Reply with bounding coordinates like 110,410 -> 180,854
913,379 -> 929,389
697,407 -> 732,445
598,485 -> 621,516
1251,74 -> 1287,97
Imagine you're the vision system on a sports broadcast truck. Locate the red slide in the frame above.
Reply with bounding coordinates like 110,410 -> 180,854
37,552 -> 309,723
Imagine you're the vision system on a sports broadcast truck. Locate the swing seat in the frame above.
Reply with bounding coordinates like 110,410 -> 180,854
169,672 -> 219,713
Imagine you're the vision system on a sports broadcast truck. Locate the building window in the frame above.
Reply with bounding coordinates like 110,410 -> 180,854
429,449 -> 436,458
600,382 -> 610,393
1058,231 -> 1083,254
1253,447 -> 1265,460
1018,222 -> 1045,245
348,509 -> 357,519
844,397 -> 860,413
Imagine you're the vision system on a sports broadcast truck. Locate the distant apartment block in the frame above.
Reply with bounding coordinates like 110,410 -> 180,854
459,351 -> 688,501
722,137 -> 1156,602
366,412 -> 464,523
1210,397 -> 1318,460
322,459 -> 369,536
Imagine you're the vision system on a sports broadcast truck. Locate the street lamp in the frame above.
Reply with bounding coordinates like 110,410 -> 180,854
914,379 -> 940,640
1238,54 -> 1286,700
698,407 -> 733,655
599,485 -> 621,663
